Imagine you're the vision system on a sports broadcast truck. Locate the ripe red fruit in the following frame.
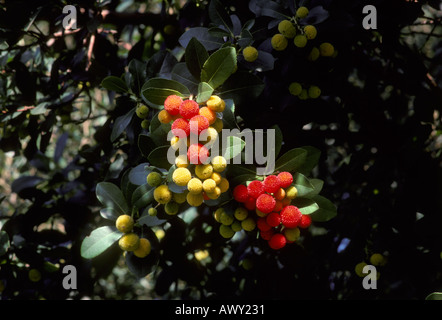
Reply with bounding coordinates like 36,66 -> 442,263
266,212 -> 281,227
171,118 -> 190,137
263,175 -> 281,193
256,194 -> 276,214
247,180 -> 265,199
298,214 -> 312,229
179,100 -> 199,119
233,185 -> 249,203
257,217 -> 272,232
244,196 -> 256,210
164,95 -> 183,116
189,115 -> 209,135
268,233 -> 287,250
277,172 -> 293,188
280,205 -> 302,228
187,143 -> 209,165
260,228 -> 274,240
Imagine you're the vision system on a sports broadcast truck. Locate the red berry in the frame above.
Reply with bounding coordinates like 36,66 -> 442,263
298,214 -> 312,229
274,200 -> 283,212
247,180 -> 265,199
189,115 -> 209,135
263,175 -> 281,194
266,212 -> 281,227
187,143 -> 209,165
257,217 -> 272,232
244,196 -> 256,210
179,100 -> 199,119
260,228 -> 274,240
164,95 -> 183,116
277,172 -> 293,188
280,205 -> 302,228
233,185 -> 249,203
171,118 -> 190,137
268,233 -> 287,250
255,194 -> 276,214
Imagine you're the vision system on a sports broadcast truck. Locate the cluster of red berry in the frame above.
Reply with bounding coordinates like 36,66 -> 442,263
232,172 -> 312,250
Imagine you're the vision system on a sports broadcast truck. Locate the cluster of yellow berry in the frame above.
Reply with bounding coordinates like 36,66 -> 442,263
355,253 -> 387,278
148,95 -> 231,212
116,214 -> 152,258
288,82 -> 321,100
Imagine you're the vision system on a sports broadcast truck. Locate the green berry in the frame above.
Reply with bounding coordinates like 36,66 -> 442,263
355,262 -> 368,277
165,201 -> 179,215
136,104 -> 150,119
147,172 -> 162,187
220,211 -> 234,226
271,33 -> 288,51
294,35 -> 307,48
141,119 -> 150,129
289,82 -> 303,96
219,224 -> 235,239
296,6 -> 309,19
243,46 -> 259,62
278,20 -> 296,39
299,89 -> 309,100
148,207 -> 157,216
304,25 -> 317,40
308,47 -> 320,61
308,86 -> 321,99
319,42 -> 335,57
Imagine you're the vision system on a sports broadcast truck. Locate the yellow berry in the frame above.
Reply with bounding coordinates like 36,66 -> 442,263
158,109 -> 172,124
153,185 -> 172,204
355,262 -> 368,277
370,253 -> 387,266
241,217 -> 256,231
206,95 -> 225,112
115,214 -> 134,233
205,186 -> 221,200
243,46 -> 259,62
304,25 -> 317,40
278,20 -> 296,39
211,172 -> 222,185
187,192 -> 204,207
219,224 -> 235,238
201,127 -> 219,145
308,47 -> 320,61
211,156 -> 227,173
271,33 -> 288,51
286,186 -> 298,199
194,250 -> 209,261
147,172 -> 162,187
284,227 -> 300,242
296,6 -> 309,19
289,82 -> 303,96
187,178 -> 203,194
299,89 -> 309,100
294,34 -> 307,48
175,154 -> 189,168
308,86 -> 321,99
165,201 -> 179,215
118,233 -> 140,251
136,104 -> 149,119
195,164 -> 213,180
148,207 -> 157,216
173,191 -> 188,204
218,177 -> 229,193
202,179 -> 217,193
172,167 -> 192,186
133,238 -> 151,258
319,42 -> 335,57
28,269 -> 42,282
241,258 -> 254,270
234,207 -> 248,221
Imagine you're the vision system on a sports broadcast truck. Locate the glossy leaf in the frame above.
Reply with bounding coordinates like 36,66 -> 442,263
309,195 -> 338,222
185,37 -> 209,80
274,148 -> 307,173
179,27 -> 224,51
101,76 -> 129,93
80,226 -> 122,259
96,182 -> 129,216
201,47 -> 236,90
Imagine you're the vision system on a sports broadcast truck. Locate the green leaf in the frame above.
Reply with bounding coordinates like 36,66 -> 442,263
219,71 -> 264,106
223,136 -> 246,160
0,231 -> 10,256
292,173 -> 315,197
292,198 -> 319,215
185,38 -> 209,80
308,179 -> 324,197
209,0 -> 233,35
426,292 -> 442,300
171,63 -> 199,93
221,98 -> 237,129
196,82 -> 214,103
139,207 -> 168,227
101,76 -> 129,93
131,184 -> 154,209
128,59 -> 147,95
309,195 -> 338,222
138,134 -> 157,158
208,27 -> 232,38
274,148 -> 308,173
141,78 -> 190,108
201,47 -> 236,90
99,207 -> 120,220
111,108 -> 135,142
80,226 -> 123,259
296,146 -> 321,175
179,27 -> 224,51
129,163 -> 151,186
147,146 -> 172,170
96,182 -> 130,216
